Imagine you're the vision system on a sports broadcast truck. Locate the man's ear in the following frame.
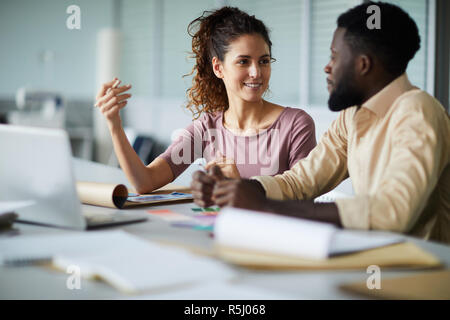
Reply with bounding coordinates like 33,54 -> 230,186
356,54 -> 372,76
212,56 -> 224,79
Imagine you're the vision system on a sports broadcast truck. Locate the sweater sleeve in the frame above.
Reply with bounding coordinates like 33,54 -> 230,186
288,109 -> 317,168
158,117 -> 205,179
252,109 -> 350,201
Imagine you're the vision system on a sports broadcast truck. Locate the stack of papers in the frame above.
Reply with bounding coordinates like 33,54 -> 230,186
0,230 -> 235,293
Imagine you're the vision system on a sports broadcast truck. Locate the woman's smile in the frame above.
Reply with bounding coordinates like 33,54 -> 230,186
244,82 -> 263,89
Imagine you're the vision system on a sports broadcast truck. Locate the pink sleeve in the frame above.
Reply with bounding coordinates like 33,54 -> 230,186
158,119 -> 205,179
288,110 -> 317,168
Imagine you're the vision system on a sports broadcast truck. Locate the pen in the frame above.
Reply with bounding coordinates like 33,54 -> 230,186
94,78 -> 121,107
107,79 -> 121,94
198,159 -> 207,172
2,256 -> 53,267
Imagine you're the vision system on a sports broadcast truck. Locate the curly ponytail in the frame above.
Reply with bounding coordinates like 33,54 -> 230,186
185,7 -> 272,119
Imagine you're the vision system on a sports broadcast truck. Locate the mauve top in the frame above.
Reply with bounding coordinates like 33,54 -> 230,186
159,107 -> 316,179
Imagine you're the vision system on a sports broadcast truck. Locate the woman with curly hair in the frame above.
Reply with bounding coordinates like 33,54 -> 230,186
95,7 -> 316,196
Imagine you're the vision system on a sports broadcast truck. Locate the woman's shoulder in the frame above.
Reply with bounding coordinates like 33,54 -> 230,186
281,105 -> 312,117
192,110 -> 221,123
276,105 -> 315,127
188,110 -> 224,132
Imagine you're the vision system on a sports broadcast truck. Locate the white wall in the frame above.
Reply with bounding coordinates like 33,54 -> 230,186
0,0 -> 114,100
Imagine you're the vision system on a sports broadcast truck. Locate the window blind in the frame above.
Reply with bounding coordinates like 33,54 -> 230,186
384,0 -> 428,90
120,0 -> 430,105
230,0 -> 304,105
309,0 -> 361,106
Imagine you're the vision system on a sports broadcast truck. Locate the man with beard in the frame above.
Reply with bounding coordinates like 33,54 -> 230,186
190,2 -> 450,243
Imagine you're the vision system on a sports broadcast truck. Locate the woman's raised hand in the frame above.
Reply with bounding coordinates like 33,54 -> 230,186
95,78 -> 132,130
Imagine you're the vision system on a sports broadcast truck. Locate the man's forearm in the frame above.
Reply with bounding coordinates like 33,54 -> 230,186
224,179 -> 342,228
261,199 -> 342,227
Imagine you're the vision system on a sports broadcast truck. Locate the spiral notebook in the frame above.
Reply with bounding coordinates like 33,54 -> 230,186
76,181 -> 193,209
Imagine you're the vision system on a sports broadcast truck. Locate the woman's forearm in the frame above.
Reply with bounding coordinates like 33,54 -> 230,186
109,126 -> 155,194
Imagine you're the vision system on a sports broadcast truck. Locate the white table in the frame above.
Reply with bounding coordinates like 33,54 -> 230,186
1,159 -> 449,299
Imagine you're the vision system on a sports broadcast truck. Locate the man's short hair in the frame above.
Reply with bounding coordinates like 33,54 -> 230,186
337,1 -> 420,77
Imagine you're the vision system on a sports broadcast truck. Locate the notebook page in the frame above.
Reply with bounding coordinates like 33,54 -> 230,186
329,230 -> 405,256
215,208 -> 336,260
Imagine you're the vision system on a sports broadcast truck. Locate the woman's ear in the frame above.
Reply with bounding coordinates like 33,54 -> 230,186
212,56 -> 224,79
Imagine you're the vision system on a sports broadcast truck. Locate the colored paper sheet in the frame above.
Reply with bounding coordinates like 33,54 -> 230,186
147,209 -> 193,222
128,192 -> 193,203
191,207 -> 220,215
170,222 -> 214,232
170,214 -> 216,231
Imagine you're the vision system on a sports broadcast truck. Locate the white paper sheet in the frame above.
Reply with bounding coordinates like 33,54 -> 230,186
0,230 -> 236,293
125,281 -> 295,300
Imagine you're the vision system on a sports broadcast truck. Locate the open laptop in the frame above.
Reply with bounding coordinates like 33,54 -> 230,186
0,124 -> 147,229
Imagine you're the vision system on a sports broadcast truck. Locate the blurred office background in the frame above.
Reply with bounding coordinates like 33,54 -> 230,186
0,0 -> 448,172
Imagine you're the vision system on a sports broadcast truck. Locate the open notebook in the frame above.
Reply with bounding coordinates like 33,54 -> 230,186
213,208 -> 441,270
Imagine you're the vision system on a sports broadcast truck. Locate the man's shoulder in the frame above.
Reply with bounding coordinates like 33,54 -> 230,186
390,89 -> 450,136
337,106 -> 359,123
394,89 -> 447,116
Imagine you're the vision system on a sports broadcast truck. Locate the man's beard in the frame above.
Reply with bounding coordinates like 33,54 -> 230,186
328,70 -> 365,112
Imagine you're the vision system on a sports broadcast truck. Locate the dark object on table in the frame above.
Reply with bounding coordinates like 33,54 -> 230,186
0,212 -> 18,229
